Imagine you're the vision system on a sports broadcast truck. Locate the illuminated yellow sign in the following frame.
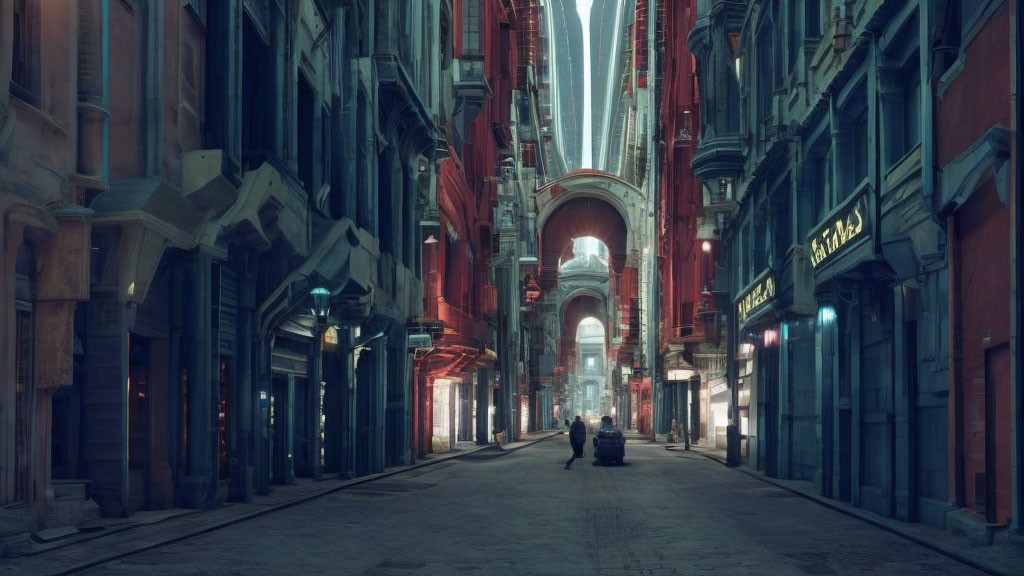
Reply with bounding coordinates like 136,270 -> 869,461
736,272 -> 775,325
809,195 -> 868,268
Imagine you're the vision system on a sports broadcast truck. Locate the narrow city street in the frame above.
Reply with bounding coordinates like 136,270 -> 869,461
54,436 -> 984,576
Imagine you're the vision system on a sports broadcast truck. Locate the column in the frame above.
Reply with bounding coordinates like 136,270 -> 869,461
815,297 -> 837,498
476,367 -> 490,445
894,284 -> 917,521
185,254 -> 216,508
85,289 -> 129,516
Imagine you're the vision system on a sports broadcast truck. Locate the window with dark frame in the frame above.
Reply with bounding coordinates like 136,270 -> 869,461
12,0 -> 40,103
297,73 -> 315,198
462,0 -> 481,56
900,50 -> 921,158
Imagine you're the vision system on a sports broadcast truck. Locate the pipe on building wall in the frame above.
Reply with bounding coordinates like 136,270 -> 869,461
102,0 -> 109,182
1012,0 -> 1023,534
948,212 -> 966,508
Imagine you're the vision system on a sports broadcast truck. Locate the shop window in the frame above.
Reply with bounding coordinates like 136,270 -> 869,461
128,340 -> 150,471
218,360 -> 231,480
11,0 -> 40,105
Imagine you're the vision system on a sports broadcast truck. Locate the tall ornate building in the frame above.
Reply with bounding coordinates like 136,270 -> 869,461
689,0 -> 1021,541
656,0 -> 725,447
0,0 -> 439,548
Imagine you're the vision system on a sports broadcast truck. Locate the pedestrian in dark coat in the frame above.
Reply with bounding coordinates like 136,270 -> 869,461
565,416 -> 587,469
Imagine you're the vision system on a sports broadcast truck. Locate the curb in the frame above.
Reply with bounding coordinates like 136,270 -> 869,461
496,430 -> 562,453
37,431 -> 561,576
680,446 -> 1012,576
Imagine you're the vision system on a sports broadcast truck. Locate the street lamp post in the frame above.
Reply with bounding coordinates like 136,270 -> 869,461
310,286 -> 331,479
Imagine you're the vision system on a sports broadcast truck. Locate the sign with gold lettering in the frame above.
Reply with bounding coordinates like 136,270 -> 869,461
808,194 -> 869,268
736,271 -> 775,325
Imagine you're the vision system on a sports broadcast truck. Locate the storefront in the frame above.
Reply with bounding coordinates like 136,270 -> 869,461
734,269 -> 778,469
806,187 -> 894,510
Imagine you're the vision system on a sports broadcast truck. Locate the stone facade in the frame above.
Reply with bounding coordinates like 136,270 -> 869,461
688,0 -> 1021,541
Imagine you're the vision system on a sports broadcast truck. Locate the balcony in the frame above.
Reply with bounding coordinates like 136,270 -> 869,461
438,299 -> 489,345
454,56 -> 492,105
701,177 -> 739,215
691,133 -> 744,182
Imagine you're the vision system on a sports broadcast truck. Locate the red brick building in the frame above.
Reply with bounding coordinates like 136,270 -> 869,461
935,1 -> 1016,531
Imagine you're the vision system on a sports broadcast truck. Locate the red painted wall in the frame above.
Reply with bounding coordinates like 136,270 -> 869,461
956,181 -> 1012,523
937,4 -> 1011,166
939,4 -> 1014,523
657,0 -> 703,343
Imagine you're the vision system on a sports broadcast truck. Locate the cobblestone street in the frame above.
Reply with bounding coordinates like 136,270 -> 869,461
36,436 -> 986,576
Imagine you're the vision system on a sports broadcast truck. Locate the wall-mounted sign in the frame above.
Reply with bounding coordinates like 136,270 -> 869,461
736,272 -> 775,325
808,193 -> 869,268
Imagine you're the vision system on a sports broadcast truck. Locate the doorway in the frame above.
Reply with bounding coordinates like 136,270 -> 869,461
128,336 -> 151,510
270,373 -> 290,485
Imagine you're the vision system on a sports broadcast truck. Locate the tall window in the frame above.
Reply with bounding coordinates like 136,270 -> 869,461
787,1 -> 800,74
753,203 -> 768,273
297,74 -> 315,198
773,178 -> 792,260
806,0 -> 823,38
850,107 -> 868,194
12,0 -> 40,103
798,149 -> 828,238
756,25 -> 774,135
242,16 -> 275,166
900,50 -> 921,157
462,0 -> 481,56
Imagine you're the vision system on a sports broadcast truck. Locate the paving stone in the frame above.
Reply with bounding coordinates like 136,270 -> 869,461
6,436 -> 997,576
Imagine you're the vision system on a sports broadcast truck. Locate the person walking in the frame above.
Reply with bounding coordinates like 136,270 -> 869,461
565,415 -> 587,469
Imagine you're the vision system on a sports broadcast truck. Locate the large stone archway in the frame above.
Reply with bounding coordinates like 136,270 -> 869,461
535,170 -> 645,278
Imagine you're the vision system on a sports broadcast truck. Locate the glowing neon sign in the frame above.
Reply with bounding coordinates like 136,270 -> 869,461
736,272 -> 775,325
808,194 -> 868,268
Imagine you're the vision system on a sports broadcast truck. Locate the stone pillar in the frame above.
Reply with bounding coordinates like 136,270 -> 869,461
894,284 -> 917,521
183,254 -> 216,508
341,329 -> 357,476
309,333 -> 324,479
476,367 -> 490,445
371,339 -> 387,474
815,295 -> 838,498
85,290 -> 130,517
254,334 -> 272,495
233,287 -> 256,502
